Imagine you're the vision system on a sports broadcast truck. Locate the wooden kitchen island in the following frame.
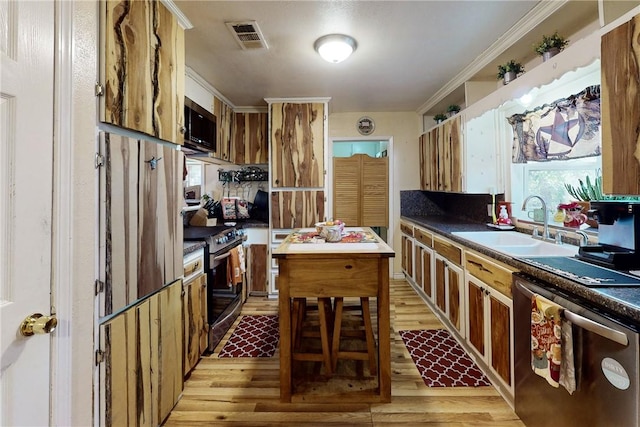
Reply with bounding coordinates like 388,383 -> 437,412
273,227 -> 395,403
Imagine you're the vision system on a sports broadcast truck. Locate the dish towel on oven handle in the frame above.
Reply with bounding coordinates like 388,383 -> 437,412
530,294 -> 576,393
227,245 -> 246,287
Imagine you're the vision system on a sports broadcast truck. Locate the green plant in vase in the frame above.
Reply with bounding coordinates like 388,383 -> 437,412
497,60 -> 524,85
434,113 -> 448,124
533,31 -> 569,61
446,104 -> 461,117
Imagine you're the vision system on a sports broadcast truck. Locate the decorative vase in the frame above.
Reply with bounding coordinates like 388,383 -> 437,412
502,71 -> 516,85
542,47 -> 560,62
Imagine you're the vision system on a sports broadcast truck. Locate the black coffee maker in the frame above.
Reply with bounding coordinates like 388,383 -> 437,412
578,201 -> 640,270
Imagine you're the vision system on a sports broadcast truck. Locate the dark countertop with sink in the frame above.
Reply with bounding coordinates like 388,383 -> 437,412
402,215 -> 640,326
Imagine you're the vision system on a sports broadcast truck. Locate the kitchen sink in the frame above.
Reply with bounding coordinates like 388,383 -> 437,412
451,231 -> 578,258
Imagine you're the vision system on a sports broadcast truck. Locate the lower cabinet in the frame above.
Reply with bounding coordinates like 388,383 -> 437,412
247,244 -> 268,295
434,253 -> 464,336
465,251 -> 515,396
414,227 -> 434,300
433,236 -> 464,337
99,279 -> 183,426
183,273 -> 207,376
400,221 -> 414,278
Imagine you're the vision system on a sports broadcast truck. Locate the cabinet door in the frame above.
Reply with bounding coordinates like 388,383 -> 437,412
402,235 -> 414,278
601,13 -> 640,195
421,246 -> 433,299
270,102 -> 324,188
271,190 -> 325,228
100,280 -> 182,427
415,245 -> 423,287
214,97 -> 233,161
447,263 -> 463,335
101,0 -> 183,143
102,132 -> 182,316
467,276 -> 486,357
489,292 -> 512,386
183,274 -> 207,375
434,256 -> 446,313
232,112 -> 268,165
248,244 -> 268,294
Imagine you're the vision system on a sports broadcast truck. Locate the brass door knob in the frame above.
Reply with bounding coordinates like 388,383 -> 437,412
20,313 -> 58,336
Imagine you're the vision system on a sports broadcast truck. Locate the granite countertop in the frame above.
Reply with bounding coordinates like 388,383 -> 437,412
183,240 -> 206,256
402,215 -> 640,327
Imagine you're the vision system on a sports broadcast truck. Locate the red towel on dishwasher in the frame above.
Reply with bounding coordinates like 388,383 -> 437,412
531,294 -> 562,388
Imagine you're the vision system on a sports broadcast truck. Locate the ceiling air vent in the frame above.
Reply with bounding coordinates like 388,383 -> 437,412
226,21 -> 268,50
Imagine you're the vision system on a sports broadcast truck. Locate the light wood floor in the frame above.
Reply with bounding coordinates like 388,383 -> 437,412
164,279 -> 525,426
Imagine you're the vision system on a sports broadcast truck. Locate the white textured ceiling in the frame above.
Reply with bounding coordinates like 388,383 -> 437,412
175,1 -> 588,114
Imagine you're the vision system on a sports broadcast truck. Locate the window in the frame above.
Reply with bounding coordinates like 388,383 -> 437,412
185,159 -> 203,187
511,157 -> 600,223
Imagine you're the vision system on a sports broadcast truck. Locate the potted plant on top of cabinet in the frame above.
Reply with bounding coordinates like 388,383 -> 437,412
434,113 -> 448,124
447,104 -> 461,117
497,60 -> 524,85
533,31 -> 569,62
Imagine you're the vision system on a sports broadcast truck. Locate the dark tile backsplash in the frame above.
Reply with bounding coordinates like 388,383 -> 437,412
401,190 -> 505,223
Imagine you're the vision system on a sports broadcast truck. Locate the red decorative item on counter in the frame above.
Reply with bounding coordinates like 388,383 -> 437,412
557,202 -> 587,228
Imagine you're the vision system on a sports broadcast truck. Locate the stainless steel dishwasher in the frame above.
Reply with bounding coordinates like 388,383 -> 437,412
513,273 -> 639,427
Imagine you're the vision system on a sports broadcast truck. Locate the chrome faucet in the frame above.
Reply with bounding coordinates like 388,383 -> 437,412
522,195 -> 552,241
575,230 -> 589,246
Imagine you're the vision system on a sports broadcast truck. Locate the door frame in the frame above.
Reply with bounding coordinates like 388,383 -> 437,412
327,136 -> 394,250
49,2 -> 97,425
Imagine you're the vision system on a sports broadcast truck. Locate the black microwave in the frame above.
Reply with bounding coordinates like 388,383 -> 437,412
184,97 -> 216,154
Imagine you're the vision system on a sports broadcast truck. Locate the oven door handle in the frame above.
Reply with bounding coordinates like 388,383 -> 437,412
515,281 -> 629,347
213,252 -> 232,262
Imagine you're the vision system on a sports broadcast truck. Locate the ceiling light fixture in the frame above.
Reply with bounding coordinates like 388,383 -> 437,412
314,34 -> 357,63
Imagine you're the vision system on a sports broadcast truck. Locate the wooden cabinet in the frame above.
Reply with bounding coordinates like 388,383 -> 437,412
601,12 -> 640,195
413,227 -> 434,299
232,112 -> 268,165
247,244 -> 268,294
465,251 -> 515,394
333,154 -> 389,227
100,131 -> 183,317
183,249 -> 207,376
271,190 -> 325,228
420,112 -> 501,194
99,279 -> 183,426
433,236 -> 464,336
270,102 -> 325,188
100,0 -> 185,144
419,116 -> 462,192
400,222 -> 414,278
214,96 -> 233,161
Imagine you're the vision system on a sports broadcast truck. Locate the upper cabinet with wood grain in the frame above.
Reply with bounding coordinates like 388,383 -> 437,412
214,96 -> 234,161
420,111 -> 501,194
100,0 -> 185,144
270,102 -> 325,188
232,112 -> 268,165
601,12 -> 640,195
419,116 -> 462,192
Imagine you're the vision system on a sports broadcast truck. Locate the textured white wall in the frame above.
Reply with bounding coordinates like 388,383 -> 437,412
329,112 -> 421,276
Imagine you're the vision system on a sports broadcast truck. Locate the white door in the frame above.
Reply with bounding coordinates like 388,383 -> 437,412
0,1 -> 55,425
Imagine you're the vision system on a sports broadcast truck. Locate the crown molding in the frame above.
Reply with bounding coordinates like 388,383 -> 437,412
160,0 -> 193,29
417,0 -> 568,115
185,66 -> 236,107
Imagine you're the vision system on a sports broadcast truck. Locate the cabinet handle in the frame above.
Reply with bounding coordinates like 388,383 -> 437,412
345,265 -> 353,269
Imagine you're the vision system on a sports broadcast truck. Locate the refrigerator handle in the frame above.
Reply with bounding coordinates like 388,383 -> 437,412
514,281 -> 629,347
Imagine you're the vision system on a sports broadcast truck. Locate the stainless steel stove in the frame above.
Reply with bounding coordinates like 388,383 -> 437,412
184,225 -> 246,352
